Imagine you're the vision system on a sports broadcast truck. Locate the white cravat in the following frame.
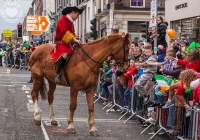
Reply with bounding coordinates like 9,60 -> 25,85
66,14 -> 73,22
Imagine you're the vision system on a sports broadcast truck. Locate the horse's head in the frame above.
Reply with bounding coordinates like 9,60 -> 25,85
108,33 -> 131,71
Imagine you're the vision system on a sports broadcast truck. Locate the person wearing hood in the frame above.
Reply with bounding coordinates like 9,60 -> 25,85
157,16 -> 168,48
50,6 -> 84,83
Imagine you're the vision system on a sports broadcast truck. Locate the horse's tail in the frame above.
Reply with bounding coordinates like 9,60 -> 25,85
39,78 -> 47,100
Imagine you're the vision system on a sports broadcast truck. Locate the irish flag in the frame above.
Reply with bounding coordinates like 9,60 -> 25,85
154,74 -> 170,92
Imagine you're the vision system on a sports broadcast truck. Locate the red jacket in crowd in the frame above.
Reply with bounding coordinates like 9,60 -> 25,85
177,59 -> 200,72
124,66 -> 138,88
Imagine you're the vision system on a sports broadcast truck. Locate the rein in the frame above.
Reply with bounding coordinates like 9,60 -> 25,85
74,36 -> 127,74
75,47 -> 99,74
110,37 -> 129,68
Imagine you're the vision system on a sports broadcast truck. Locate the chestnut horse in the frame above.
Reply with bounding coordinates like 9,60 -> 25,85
29,33 -> 131,136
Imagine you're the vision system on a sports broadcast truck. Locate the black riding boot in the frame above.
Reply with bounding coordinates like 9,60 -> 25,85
55,57 -> 66,83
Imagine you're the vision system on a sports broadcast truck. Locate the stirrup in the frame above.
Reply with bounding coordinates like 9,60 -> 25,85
55,74 -> 61,83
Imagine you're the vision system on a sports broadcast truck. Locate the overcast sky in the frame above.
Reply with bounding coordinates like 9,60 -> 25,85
0,0 -> 32,40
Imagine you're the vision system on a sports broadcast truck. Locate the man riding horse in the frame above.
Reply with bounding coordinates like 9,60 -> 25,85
50,6 -> 84,83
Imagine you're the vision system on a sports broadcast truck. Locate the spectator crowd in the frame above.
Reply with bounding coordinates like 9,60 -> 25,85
98,16 -> 200,139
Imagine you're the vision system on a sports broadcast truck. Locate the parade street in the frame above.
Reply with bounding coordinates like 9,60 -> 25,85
0,67 -> 169,140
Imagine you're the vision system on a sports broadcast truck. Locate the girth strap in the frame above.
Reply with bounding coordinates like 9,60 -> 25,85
62,67 -> 70,86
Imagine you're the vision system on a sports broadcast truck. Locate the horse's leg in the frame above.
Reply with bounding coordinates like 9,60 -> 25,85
31,73 -> 43,125
86,85 -> 99,136
47,80 -> 58,126
67,86 -> 78,134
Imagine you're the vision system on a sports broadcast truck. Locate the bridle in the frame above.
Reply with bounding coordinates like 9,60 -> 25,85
74,36 -> 129,74
110,37 -> 129,70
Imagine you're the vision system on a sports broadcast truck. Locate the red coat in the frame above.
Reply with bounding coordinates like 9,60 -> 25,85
177,59 -> 200,72
124,66 -> 138,88
50,15 -> 75,62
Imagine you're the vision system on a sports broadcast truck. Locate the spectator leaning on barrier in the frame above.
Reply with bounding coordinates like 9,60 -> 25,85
123,59 -> 138,109
134,45 -> 158,104
146,50 -> 176,106
164,49 -> 200,117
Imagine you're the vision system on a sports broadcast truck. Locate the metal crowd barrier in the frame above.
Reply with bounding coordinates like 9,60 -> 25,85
3,53 -> 30,71
94,72 -> 200,140
104,74 -> 128,113
94,72 -> 107,103
192,109 -> 200,140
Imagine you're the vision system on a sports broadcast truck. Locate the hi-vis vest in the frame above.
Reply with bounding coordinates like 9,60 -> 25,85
0,49 -> 3,56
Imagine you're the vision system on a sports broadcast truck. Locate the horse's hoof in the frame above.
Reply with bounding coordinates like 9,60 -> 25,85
90,130 -> 99,136
68,128 -> 76,134
51,120 -> 58,126
34,119 -> 41,125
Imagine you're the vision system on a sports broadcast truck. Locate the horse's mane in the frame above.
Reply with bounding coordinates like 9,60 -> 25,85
83,33 -> 121,46
82,36 -> 107,46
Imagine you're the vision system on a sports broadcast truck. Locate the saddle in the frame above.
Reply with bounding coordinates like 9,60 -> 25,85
41,56 -> 70,85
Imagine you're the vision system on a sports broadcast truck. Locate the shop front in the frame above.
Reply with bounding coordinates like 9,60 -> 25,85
165,0 -> 200,42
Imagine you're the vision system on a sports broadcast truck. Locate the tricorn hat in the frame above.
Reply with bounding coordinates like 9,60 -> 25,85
62,6 -> 84,15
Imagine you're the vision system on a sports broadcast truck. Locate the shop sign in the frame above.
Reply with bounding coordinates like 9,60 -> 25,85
175,3 -> 187,10
181,18 -> 192,34
3,30 -> 12,38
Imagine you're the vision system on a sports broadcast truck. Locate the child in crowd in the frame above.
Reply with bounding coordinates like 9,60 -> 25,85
164,49 -> 200,116
123,59 -> 138,109
133,61 -> 144,115
144,50 -> 177,105
134,45 -> 158,104
107,62 -> 123,105
136,62 -> 144,79
101,61 -> 113,105
186,72 -> 200,109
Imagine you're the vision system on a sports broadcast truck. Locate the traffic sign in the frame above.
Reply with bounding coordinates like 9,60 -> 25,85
150,0 -> 157,27
30,31 -> 42,35
3,30 -> 13,38
26,16 -> 50,31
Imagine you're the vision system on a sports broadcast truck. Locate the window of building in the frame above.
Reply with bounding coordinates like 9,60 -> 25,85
88,7 -> 90,20
130,0 -> 145,8
77,0 -> 84,5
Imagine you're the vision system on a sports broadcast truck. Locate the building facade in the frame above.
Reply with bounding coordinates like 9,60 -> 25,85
43,0 -> 56,43
73,0 -> 165,43
165,0 -> 200,43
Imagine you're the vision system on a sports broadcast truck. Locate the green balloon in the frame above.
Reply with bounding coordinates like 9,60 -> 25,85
185,88 -> 193,94
187,42 -> 200,51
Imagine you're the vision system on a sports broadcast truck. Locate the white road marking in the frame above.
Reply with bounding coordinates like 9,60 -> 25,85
23,85 -> 26,87
28,100 -> 33,103
0,85 -> 15,87
0,82 -> 28,84
41,117 -> 139,125
41,117 -> 122,123
27,95 -> 31,98
0,74 -> 30,77
22,87 -> 30,90
27,103 -> 33,106
41,121 -> 50,140
25,91 -> 29,94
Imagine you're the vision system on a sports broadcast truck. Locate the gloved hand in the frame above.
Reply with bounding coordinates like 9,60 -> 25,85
116,70 -> 124,76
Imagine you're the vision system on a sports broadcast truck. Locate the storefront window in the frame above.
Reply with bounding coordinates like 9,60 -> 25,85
171,17 -> 200,42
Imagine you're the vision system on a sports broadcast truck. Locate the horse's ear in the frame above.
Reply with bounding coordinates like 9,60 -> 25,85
121,32 -> 125,37
125,33 -> 129,40
124,33 -> 131,47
